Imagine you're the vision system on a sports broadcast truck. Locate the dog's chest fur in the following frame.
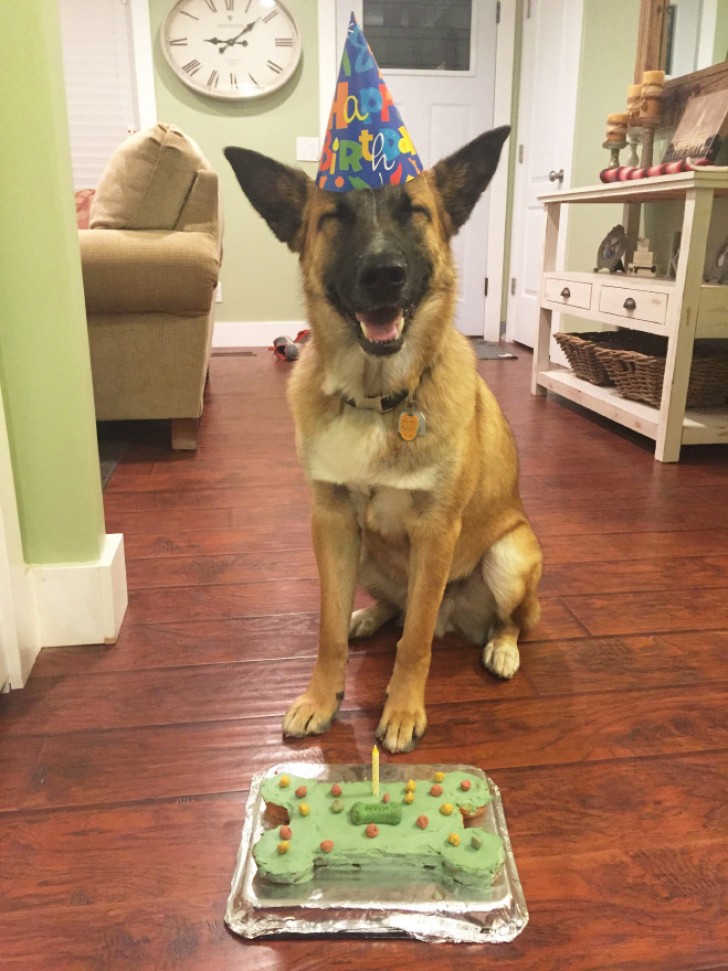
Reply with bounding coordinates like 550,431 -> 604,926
304,409 -> 437,536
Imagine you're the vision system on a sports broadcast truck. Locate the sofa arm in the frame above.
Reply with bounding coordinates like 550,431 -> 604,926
79,228 -> 220,315
176,170 -> 222,238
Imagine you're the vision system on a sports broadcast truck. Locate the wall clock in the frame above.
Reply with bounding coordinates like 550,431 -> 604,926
162,0 -> 302,101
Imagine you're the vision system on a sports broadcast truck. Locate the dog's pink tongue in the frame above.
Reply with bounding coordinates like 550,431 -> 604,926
356,307 -> 401,343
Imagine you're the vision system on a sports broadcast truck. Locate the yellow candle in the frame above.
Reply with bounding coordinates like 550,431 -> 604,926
372,744 -> 380,796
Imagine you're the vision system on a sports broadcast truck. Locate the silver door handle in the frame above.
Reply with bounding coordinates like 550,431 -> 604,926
549,169 -> 564,183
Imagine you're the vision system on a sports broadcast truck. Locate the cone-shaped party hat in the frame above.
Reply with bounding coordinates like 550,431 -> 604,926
317,13 -> 423,192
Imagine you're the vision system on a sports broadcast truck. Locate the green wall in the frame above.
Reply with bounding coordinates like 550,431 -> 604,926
149,0 -> 320,328
0,0 -> 106,564
566,0 -> 640,274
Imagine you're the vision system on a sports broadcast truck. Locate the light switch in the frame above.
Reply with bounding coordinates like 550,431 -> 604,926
296,136 -> 321,162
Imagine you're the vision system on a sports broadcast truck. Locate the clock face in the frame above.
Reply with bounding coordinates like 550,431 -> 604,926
162,0 -> 302,101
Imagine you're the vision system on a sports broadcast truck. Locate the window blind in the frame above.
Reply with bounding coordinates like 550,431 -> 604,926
58,0 -> 139,189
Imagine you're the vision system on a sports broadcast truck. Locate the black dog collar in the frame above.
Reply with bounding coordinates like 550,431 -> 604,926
341,388 -> 409,413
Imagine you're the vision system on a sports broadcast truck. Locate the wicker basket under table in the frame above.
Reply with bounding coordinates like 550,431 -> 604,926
554,331 -> 667,386
594,346 -> 728,408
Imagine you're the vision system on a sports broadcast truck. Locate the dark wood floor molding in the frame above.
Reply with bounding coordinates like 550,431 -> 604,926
2,348 -> 727,970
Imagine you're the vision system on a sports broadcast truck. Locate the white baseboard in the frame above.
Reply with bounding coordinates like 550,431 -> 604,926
213,320 -> 308,348
30,533 -> 128,648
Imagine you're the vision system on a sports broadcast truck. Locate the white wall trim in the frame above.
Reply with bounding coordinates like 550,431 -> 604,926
214,320 -> 309,347
29,534 -> 128,649
130,0 -> 157,129
484,0 -> 517,342
317,0 -> 337,137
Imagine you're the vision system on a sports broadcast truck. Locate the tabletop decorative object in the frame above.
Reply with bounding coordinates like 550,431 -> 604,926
595,224 -> 627,273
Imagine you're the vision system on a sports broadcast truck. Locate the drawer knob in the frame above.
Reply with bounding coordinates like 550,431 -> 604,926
560,287 -> 571,299
623,297 -> 636,311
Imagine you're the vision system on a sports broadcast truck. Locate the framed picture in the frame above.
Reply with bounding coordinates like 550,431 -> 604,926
661,88 -> 728,164
595,224 -> 626,273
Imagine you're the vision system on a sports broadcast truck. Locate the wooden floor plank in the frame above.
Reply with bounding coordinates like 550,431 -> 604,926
3,347 -> 728,971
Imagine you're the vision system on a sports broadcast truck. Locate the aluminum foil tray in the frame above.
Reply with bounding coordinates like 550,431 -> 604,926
225,761 -> 528,943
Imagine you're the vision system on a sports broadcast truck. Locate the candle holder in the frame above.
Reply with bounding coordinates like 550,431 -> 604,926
626,127 -> 643,167
638,117 -> 659,168
625,83 -> 644,168
603,138 -> 627,168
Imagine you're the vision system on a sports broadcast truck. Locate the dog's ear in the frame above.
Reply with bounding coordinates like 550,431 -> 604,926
431,126 -> 511,236
224,147 -> 313,252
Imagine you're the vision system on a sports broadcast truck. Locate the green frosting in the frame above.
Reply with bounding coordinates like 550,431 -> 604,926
253,770 -> 504,886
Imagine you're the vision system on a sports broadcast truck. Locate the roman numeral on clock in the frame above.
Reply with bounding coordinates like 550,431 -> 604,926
203,0 -> 218,11
225,0 -> 235,9
267,60 -> 283,74
207,70 -> 220,89
168,37 -> 188,46
179,9 -> 199,19
182,58 -> 202,76
275,37 -> 293,47
229,72 -> 238,90
263,9 -> 278,22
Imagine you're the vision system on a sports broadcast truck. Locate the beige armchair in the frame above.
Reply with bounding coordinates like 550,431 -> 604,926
79,123 -> 222,450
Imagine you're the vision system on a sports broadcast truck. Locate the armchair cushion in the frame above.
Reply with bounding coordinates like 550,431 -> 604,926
89,122 -> 211,231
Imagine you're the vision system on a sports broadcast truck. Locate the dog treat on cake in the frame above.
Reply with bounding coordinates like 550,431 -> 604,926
253,770 -> 505,886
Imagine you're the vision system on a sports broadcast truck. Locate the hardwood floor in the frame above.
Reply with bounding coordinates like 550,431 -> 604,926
2,346 -> 727,970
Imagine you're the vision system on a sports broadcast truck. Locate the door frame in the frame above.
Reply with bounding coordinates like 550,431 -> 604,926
504,0 -> 583,347
317,0 -> 517,342
130,0 -> 158,129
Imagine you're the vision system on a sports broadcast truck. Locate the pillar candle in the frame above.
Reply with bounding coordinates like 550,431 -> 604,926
606,113 -> 628,143
627,84 -> 642,125
640,70 -> 665,122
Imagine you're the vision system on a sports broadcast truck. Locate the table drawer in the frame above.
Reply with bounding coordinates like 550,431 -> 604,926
598,285 -> 668,324
543,276 -> 593,310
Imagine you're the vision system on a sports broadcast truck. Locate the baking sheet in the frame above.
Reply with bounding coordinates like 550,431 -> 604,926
225,761 -> 528,944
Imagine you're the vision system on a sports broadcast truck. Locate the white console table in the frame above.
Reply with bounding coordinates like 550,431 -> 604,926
531,170 -> 728,462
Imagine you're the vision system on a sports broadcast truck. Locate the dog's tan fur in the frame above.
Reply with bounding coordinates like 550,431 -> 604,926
225,131 -> 542,753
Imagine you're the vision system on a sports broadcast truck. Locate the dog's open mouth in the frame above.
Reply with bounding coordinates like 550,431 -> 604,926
354,306 -> 406,354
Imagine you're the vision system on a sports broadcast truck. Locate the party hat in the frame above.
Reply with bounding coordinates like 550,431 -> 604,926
317,13 -> 423,192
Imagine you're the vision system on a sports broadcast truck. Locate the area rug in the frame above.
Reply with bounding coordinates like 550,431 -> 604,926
97,427 -> 128,489
472,340 -> 518,360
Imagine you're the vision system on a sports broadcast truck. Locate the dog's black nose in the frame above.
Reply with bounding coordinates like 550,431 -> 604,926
357,254 -> 407,297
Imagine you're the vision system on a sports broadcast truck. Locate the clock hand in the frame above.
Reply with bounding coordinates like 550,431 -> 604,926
218,18 -> 261,51
239,17 -> 260,36
203,18 -> 262,55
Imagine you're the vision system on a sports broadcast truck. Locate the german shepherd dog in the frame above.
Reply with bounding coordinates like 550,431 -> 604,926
225,126 -> 542,753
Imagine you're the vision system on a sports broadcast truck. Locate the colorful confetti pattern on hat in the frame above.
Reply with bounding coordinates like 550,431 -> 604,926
317,13 -> 423,192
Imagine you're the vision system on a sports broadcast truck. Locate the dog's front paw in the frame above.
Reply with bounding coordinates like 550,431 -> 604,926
376,700 -> 427,754
282,691 -> 342,738
483,640 -> 520,679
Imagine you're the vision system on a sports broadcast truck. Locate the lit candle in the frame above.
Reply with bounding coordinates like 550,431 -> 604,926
372,744 -> 380,797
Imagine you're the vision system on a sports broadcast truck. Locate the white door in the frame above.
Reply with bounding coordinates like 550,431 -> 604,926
506,0 -> 583,348
335,0 -> 499,337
